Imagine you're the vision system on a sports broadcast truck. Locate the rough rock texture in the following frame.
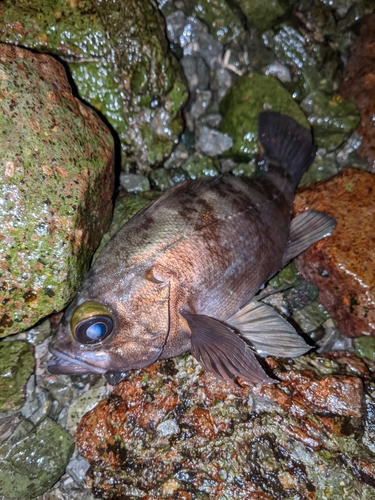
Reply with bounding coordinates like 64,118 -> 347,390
0,341 -> 34,411
76,353 -> 375,499
340,13 -> 375,172
294,168 -> 375,338
0,0 -> 188,172
0,43 -> 114,336
0,414 -> 75,499
219,73 -> 309,160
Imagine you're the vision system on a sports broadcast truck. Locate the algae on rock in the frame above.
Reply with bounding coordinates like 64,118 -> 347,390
219,73 -> 309,160
0,415 -> 74,500
0,44 -> 114,336
0,341 -> 34,412
0,0 -> 188,172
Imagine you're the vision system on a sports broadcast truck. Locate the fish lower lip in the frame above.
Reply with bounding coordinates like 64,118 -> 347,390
48,347 -> 107,375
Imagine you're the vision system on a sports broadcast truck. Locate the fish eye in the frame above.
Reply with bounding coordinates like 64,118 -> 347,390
70,302 -> 113,345
74,315 -> 113,344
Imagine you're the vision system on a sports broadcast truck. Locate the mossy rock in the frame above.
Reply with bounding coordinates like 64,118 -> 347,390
0,44 -> 114,336
219,73 -> 308,161
0,0 -> 188,171
0,341 -> 34,411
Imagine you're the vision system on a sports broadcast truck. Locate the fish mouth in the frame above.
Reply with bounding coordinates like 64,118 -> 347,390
48,346 -> 107,375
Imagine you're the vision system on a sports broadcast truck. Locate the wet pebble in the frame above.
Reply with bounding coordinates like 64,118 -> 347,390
119,173 -> 150,193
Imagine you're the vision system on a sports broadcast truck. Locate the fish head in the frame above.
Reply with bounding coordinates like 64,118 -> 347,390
48,268 -> 170,375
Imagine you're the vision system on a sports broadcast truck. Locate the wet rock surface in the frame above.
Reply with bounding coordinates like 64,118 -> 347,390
0,0 -> 188,172
76,354 -> 375,499
0,43 -> 114,337
0,414 -> 75,499
1,0 -> 375,498
0,341 -> 34,411
340,13 -> 375,172
294,168 -> 375,339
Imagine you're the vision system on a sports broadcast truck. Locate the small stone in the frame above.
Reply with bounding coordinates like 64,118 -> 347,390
119,173 -> 150,193
353,336 -> 375,362
292,301 -> 330,333
299,152 -> 339,186
300,90 -> 360,151
166,11 -> 223,69
192,0 -> 243,44
149,168 -> 174,191
190,90 -> 212,122
180,56 -> 210,93
294,168 -> 375,338
156,418 -> 180,437
181,153 -> 220,179
0,416 -> 74,499
195,126 -> 233,156
0,341 -> 34,412
237,0 -> 288,32
264,61 -> 292,82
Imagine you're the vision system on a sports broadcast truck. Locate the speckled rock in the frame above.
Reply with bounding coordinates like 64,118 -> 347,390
294,168 -> 375,338
76,353 -> 375,499
192,0 -> 243,44
0,43 -> 114,337
0,0 -> 188,172
0,341 -> 34,411
340,14 -> 375,172
219,73 -> 309,160
300,90 -> 360,151
237,0 -> 288,32
0,415 -> 75,499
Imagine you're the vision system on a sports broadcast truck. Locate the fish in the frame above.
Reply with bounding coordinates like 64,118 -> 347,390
48,111 -> 336,384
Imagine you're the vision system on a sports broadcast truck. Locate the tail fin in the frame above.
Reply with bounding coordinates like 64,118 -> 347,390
258,111 -> 317,187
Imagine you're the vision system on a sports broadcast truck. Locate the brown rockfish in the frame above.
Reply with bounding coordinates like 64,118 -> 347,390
49,112 -> 335,384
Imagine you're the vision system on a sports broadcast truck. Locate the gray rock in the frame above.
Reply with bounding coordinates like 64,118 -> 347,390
180,56 -> 210,93
120,173 -> 150,193
190,90 -> 213,122
195,125 -> 233,156
166,11 -> 223,69
264,61 -> 292,82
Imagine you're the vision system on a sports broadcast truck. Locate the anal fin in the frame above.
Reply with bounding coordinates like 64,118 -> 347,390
283,210 -> 336,266
182,312 -> 275,385
228,301 -> 310,358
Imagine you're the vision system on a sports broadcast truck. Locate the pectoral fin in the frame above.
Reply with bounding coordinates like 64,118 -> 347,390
182,312 -> 275,385
283,210 -> 336,266
228,301 -> 310,358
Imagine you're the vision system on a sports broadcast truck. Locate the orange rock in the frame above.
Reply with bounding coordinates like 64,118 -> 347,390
340,13 -> 375,171
294,168 -> 375,338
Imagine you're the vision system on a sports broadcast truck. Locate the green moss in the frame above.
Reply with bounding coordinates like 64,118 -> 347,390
353,336 -> 375,362
219,73 -> 309,161
237,0 -> 289,32
0,341 -> 34,411
0,417 -> 74,499
193,0 -> 243,43
0,0 -> 188,172
181,153 -> 220,179
0,47 -> 114,336
301,91 -> 361,151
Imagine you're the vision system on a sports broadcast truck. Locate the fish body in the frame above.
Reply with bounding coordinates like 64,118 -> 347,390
49,113 -> 335,383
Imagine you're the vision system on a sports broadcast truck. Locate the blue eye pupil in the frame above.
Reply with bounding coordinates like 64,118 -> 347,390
74,314 -> 113,344
86,322 -> 107,340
